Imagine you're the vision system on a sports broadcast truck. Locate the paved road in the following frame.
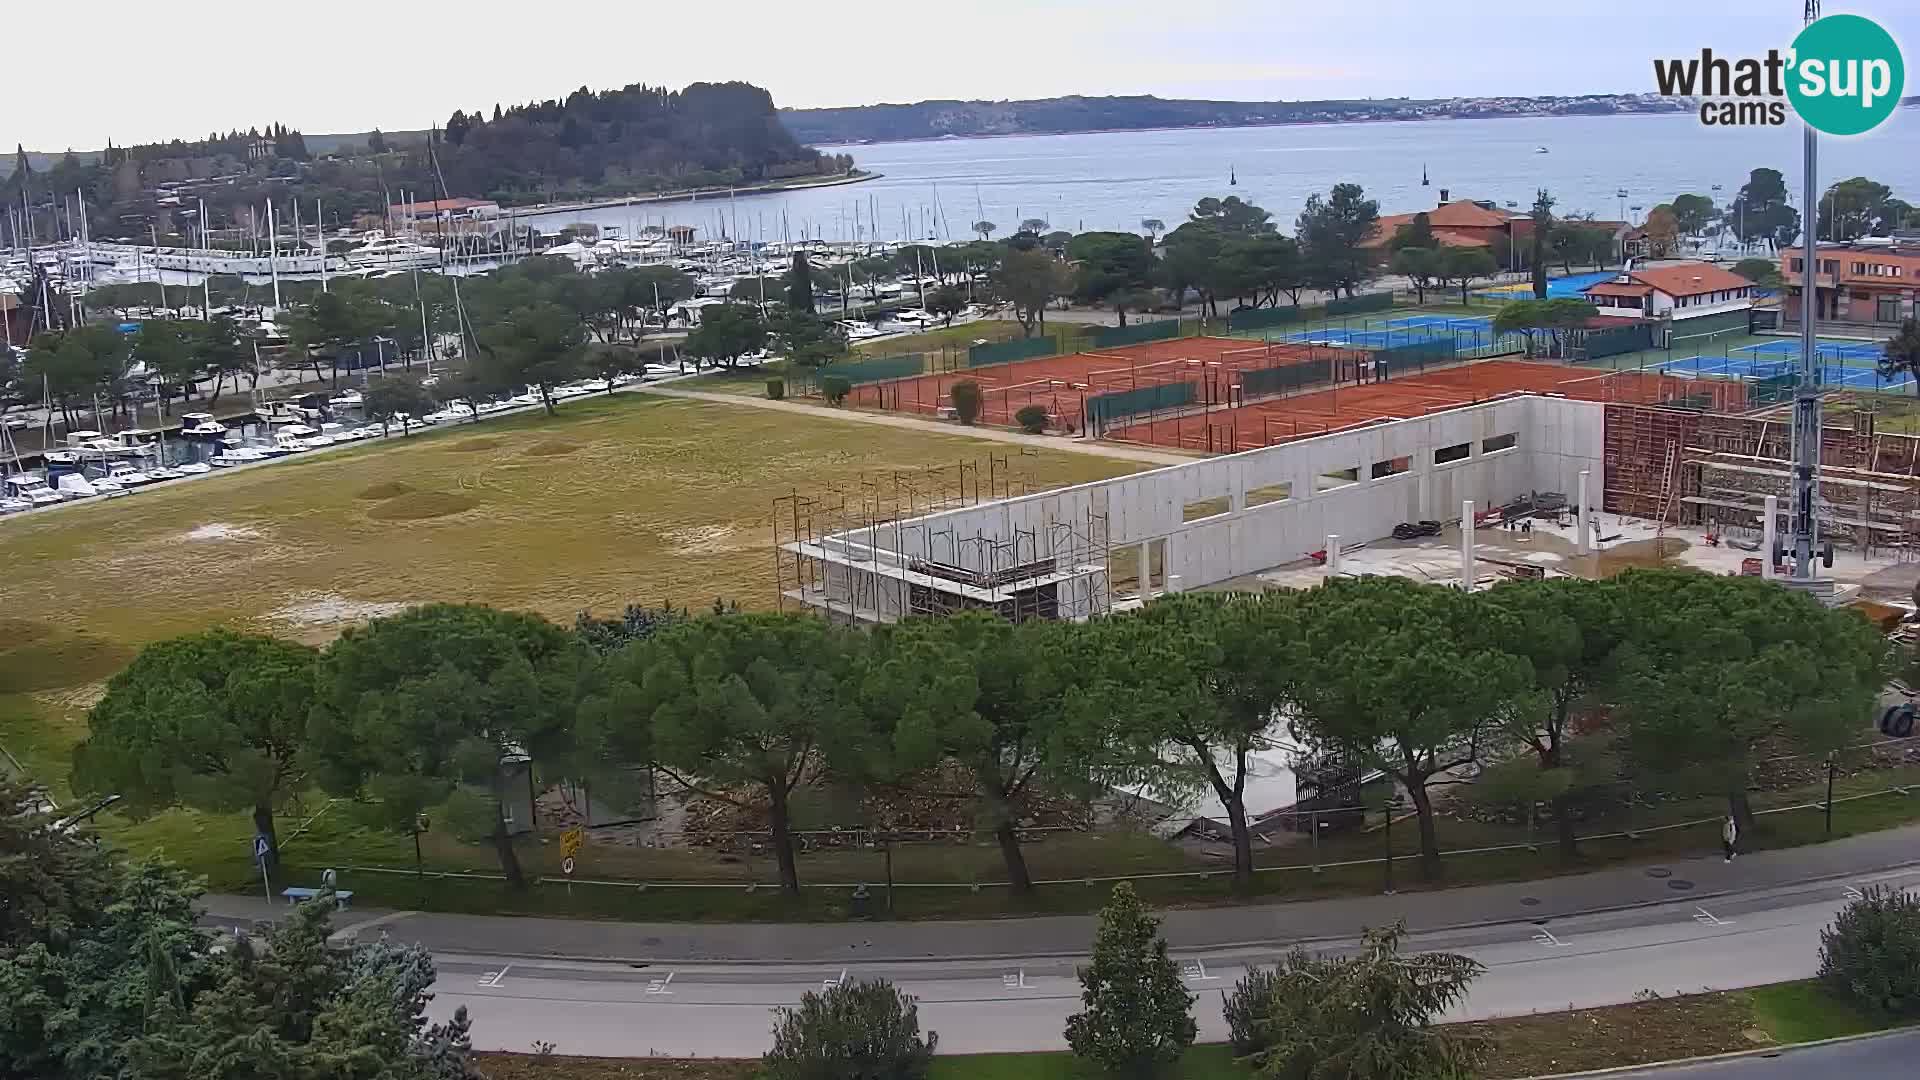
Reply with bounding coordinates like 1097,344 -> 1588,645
1574,1030 -> 1920,1078
409,863 -> 1918,1056
200,827 -> 1920,1059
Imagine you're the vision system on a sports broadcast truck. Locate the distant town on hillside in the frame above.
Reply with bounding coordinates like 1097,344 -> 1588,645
777,93 -> 1700,144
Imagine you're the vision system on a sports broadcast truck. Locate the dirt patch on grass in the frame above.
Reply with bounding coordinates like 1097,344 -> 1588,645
0,634 -> 136,694
0,619 -> 52,652
663,525 -> 747,555
33,682 -> 110,713
1470,991 -> 1762,1079
356,481 -> 416,501
266,593 -> 413,632
181,523 -> 263,542
527,440 -> 583,457
448,438 -> 504,453
478,1056 -> 749,1080
367,491 -> 480,521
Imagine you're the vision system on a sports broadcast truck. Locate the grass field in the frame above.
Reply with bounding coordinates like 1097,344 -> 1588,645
0,392 -> 1139,876
473,980 -> 1910,1080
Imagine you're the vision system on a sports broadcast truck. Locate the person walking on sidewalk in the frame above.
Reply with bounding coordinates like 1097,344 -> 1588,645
1722,815 -> 1739,862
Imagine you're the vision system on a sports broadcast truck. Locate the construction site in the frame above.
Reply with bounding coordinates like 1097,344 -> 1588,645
774,325 -> 1920,623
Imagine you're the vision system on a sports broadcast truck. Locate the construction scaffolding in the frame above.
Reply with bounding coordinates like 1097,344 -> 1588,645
772,453 -> 1115,624
1603,403 -> 1920,556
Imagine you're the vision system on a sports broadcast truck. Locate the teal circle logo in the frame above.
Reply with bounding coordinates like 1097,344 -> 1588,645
1786,14 -> 1904,136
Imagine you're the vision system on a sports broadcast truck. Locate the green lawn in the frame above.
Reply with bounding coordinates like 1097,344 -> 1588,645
1748,981 -> 1892,1043
928,1045 -> 1243,1079
0,392 -> 1139,884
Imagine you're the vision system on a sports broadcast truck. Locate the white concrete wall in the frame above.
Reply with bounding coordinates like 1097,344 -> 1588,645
829,396 -> 1606,596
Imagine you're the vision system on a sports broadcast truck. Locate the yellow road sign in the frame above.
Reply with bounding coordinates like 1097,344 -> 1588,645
560,827 -> 584,860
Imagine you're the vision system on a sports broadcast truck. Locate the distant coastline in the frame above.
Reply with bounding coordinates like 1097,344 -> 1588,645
510,169 -> 881,221
794,95 -> 1920,150
806,109 -> 1702,149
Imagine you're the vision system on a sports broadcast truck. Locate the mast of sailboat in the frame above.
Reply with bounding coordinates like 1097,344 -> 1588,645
266,200 -> 282,310
199,198 -> 211,321
426,126 -> 475,367
317,199 -> 329,293
150,224 -> 167,311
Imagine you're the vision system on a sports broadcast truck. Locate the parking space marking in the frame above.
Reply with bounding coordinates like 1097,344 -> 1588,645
645,971 -> 676,995
1693,906 -> 1730,927
476,964 -> 512,987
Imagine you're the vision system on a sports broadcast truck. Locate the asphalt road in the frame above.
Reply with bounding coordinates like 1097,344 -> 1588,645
225,861 -> 1920,1059
1580,1030 -> 1920,1078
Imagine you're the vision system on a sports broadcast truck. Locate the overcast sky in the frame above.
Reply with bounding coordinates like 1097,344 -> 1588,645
13,0 -> 1916,150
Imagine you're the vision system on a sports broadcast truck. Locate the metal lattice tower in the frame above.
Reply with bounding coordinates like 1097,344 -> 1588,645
1788,0 -> 1822,579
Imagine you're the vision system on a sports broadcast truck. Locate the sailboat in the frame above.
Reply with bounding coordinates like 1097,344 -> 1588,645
1229,165 -> 1238,187
1422,163 -> 1429,187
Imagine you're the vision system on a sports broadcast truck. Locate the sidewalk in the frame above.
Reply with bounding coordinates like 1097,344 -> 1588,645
201,821 -> 1920,964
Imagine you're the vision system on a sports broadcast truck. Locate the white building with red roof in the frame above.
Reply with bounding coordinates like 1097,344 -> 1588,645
1580,262 -> 1756,323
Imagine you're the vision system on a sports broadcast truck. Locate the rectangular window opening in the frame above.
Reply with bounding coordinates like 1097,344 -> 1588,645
1434,441 -> 1471,465
1183,496 -> 1232,522
1370,455 -> 1411,480
1315,466 -> 1361,493
1147,540 -> 1167,590
1246,481 -> 1293,507
1482,433 -> 1518,454
1107,547 -> 1142,598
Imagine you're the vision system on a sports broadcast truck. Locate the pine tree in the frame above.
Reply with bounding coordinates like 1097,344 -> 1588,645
786,250 -> 816,313
1065,882 -> 1196,1078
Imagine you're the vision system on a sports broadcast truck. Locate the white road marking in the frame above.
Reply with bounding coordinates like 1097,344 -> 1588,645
1533,928 -> 1569,948
476,964 -> 512,987
1001,970 -> 1030,990
822,968 -> 847,991
1692,906 -> 1730,927
645,971 -> 675,996
1180,960 -> 1218,982
1844,886 -> 1865,901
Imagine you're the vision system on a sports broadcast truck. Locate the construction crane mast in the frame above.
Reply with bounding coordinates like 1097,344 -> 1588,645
1787,0 -> 1825,581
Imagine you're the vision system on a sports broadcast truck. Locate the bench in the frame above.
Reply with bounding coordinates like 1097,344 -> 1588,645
280,887 -> 354,908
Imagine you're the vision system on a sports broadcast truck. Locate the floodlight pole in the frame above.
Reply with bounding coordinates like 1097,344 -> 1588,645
1788,0 -> 1822,581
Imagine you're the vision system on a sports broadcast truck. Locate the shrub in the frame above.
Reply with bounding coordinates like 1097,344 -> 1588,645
1252,925 -> 1483,1080
950,379 -> 983,425
1065,882 -> 1196,1078
765,377 -> 786,400
761,979 -> 937,1080
1223,965 -> 1282,1056
821,375 -> 851,405
1819,885 -> 1920,1017
1014,404 -> 1049,434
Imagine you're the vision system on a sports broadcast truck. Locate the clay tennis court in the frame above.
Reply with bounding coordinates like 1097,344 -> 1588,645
1105,360 -> 1748,453
838,336 -> 1370,430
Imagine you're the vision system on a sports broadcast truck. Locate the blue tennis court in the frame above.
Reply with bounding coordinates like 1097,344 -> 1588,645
1732,339 -> 1889,365
1655,353 -> 1913,392
1387,315 -> 1493,333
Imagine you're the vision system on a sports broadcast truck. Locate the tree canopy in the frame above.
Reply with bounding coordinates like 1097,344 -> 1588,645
591,612 -> 866,895
310,604 -> 589,888
1608,569 -> 1886,834
1296,183 -> 1380,299
685,303 -> 770,368
72,630 -> 318,884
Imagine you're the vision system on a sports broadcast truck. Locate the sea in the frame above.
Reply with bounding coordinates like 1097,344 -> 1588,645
516,111 -> 1920,243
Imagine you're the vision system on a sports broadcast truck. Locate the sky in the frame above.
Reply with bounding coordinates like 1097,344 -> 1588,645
12,0 -> 1917,150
